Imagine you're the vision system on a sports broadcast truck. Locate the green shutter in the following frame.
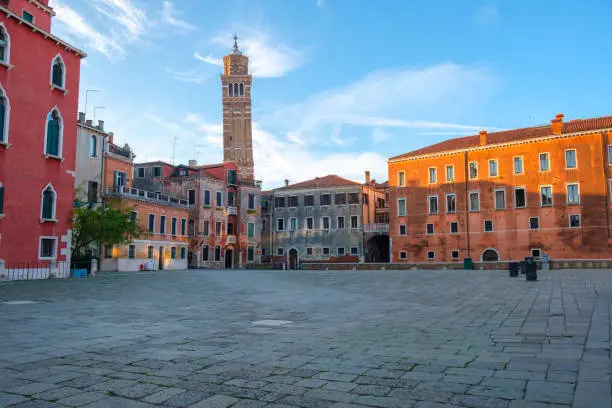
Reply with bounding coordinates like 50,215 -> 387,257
52,63 -> 63,87
42,191 -> 53,219
46,117 -> 59,156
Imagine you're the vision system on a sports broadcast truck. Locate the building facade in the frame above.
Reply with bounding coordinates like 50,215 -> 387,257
388,114 -> 612,263
0,0 -> 85,271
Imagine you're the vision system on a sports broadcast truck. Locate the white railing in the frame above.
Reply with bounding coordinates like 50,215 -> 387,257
363,223 -> 389,233
105,186 -> 190,208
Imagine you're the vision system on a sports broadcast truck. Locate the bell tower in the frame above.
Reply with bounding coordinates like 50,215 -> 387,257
221,35 -> 254,181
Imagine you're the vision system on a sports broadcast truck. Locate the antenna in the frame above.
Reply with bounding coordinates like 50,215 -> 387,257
171,136 -> 178,165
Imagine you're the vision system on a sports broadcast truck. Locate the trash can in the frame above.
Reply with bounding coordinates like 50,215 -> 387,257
509,262 -> 520,277
519,261 -> 527,274
464,258 -> 473,270
525,258 -> 538,281
541,254 -> 550,270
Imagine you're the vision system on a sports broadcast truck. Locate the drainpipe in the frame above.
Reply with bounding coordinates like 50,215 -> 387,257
604,132 -> 611,239
464,151 -> 471,257
97,133 -> 109,266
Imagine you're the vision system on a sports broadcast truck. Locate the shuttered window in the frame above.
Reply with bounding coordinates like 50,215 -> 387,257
42,188 -> 54,219
46,111 -> 60,156
52,58 -> 64,88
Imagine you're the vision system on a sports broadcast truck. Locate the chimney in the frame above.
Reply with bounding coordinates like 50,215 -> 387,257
479,130 -> 487,146
86,119 -> 93,126
551,113 -> 564,135
98,120 -> 104,131
78,112 -> 85,123
188,159 -> 197,167
107,132 -> 114,144
284,179 -> 289,187
365,170 -> 371,185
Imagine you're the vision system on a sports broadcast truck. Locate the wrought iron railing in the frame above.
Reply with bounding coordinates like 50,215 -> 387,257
0,261 -> 72,281
363,223 -> 390,233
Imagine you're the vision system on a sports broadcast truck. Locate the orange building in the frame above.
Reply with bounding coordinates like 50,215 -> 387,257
388,114 -> 612,265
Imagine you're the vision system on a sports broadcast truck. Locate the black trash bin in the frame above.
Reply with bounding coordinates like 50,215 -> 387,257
519,261 -> 527,274
525,258 -> 538,281
509,262 -> 520,277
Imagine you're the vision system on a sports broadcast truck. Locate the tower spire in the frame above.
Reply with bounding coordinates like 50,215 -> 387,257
232,34 -> 241,55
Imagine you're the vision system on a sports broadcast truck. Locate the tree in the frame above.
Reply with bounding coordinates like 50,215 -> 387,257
72,202 -> 146,257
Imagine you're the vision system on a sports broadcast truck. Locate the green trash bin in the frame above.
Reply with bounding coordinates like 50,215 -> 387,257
464,258 -> 473,270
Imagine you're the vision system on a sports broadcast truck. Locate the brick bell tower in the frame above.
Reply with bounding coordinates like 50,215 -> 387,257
221,35 -> 254,181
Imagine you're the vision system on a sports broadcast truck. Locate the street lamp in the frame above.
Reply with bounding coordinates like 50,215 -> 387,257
84,89 -> 101,118
93,106 -> 106,123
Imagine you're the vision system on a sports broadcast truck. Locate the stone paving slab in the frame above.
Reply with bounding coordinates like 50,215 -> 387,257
1,269 -> 612,407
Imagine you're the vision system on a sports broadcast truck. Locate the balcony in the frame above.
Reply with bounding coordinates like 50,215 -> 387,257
105,186 -> 190,208
227,206 -> 237,215
107,143 -> 133,160
363,223 -> 389,233
226,235 -> 236,244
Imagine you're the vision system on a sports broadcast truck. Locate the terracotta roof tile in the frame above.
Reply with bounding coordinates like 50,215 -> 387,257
274,174 -> 362,191
390,115 -> 612,160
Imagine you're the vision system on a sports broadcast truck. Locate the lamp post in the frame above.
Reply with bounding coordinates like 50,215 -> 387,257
84,89 -> 101,118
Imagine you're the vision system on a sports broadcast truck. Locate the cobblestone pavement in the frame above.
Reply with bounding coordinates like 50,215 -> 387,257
0,269 -> 611,408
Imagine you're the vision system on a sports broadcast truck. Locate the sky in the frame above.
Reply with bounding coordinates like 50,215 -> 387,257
49,0 -> 612,189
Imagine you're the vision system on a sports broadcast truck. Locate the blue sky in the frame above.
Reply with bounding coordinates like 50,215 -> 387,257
50,0 -> 612,188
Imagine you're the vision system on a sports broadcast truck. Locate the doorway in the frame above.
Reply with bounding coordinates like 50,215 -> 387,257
158,247 -> 164,270
225,249 -> 233,269
289,248 -> 298,270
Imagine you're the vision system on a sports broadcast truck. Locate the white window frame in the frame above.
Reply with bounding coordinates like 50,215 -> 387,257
469,161 -> 478,179
398,171 -> 406,187
494,188 -> 506,210
0,22 -> 12,65
569,214 -> 581,228
397,198 -> 406,216
136,167 -> 145,178
321,216 -> 330,230
514,186 -> 527,209
43,107 -> 64,159
450,221 -> 458,234
247,222 -> 255,238
289,217 -> 297,231
451,250 -> 460,260
50,54 -> 67,91
427,250 -> 435,260
128,244 -> 136,259
567,183 -> 580,205
323,247 -> 330,255
513,156 -> 524,175
306,217 -> 314,230
428,167 -> 437,184
276,218 -> 285,231
89,135 -> 97,157
148,213 -> 155,233
337,247 -> 346,256
539,152 -> 550,172
428,194 -> 438,215
181,218 -> 186,235
40,183 -> 57,221
350,247 -> 358,256
216,191 -> 223,207
529,216 -> 540,230
277,247 -> 284,256
202,245 -> 210,261
306,247 -> 313,256
304,194 -> 314,207
446,193 -> 456,213
469,191 -> 480,212
350,215 -> 359,229
445,165 -> 454,182
0,83 -> 10,145
565,149 -> 577,169
22,9 -> 35,23
288,195 -> 298,209
540,185 -> 553,207
426,223 -> 434,235
336,216 -> 345,229
483,219 -> 494,232
400,251 -> 407,260
530,248 -> 542,259
38,236 -> 58,260
399,224 -> 406,235
488,159 -> 498,177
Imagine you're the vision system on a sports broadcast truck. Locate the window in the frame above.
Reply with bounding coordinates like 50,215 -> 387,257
348,193 -> 359,204
247,246 -> 254,262
570,214 -> 581,227
428,195 -> 438,214
288,196 -> 298,208
204,190 -> 211,206
171,218 -> 177,236
203,220 -> 209,236
180,218 -> 186,235
228,83 -> 234,97
514,187 -> 526,208
565,149 -> 577,169
322,217 -> 330,230
113,170 -> 126,187
87,181 -> 98,203
335,193 -> 346,205
337,247 -> 345,256
262,219 -> 266,231
446,165 -> 454,182
304,195 -> 314,206
530,217 -> 539,230
214,246 -> 221,261
400,251 -> 407,260
216,191 -> 223,207
39,237 -> 57,259
248,223 -> 255,238
337,216 -> 345,229
351,215 -> 358,229
446,194 -> 456,213
451,250 -> 459,260
277,248 -> 284,256
0,183 -> 4,214
0,23 -> 10,64
0,86 -> 9,144
130,211 -> 137,222
398,198 -> 406,216
469,191 -> 480,212
495,189 -> 506,210
89,135 -> 97,157
277,218 -> 285,231
147,246 -> 154,259
323,247 -> 330,255
226,223 -> 233,236
148,214 -> 155,232
51,56 -> 65,89
248,194 -> 255,210
215,221 -> 222,235
469,162 -> 478,179
136,167 -> 145,178
45,109 -> 62,157
484,220 -> 493,232
513,156 -> 524,174
289,218 -> 297,231
539,153 -> 550,171
320,194 -> 331,206
426,223 -> 434,235
188,189 -> 196,205
128,245 -> 135,259
180,247 -> 186,259
22,10 -> 34,23
41,185 -> 56,220
104,245 -> 113,259
398,171 -> 405,187
239,83 -> 245,96
202,245 -> 209,261
609,146 -> 612,165
541,186 -> 553,207
428,168 -> 437,184
153,166 -> 162,177
488,160 -> 498,177
531,249 -> 541,259
351,247 -> 358,256
306,217 -> 313,230
567,184 -> 580,205
234,83 -> 239,96
171,247 -> 177,259
159,216 -> 166,234
427,251 -> 435,260
306,247 -> 313,256
399,225 -> 406,235
275,197 -> 286,208
227,169 -> 238,185
450,222 -> 458,234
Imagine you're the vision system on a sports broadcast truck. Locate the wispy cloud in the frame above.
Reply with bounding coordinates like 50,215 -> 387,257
194,52 -> 223,66
162,1 -> 198,31
165,67 -> 212,84
92,0 -> 148,41
372,128 -> 391,143
476,5 -> 498,26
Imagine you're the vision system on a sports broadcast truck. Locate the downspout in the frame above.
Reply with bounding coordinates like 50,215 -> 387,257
97,133 -> 108,267
604,132 -> 611,238
464,151 -> 471,258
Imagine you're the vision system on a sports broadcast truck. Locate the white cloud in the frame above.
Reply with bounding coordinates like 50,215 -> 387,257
93,0 -> 148,41
476,5 -> 498,26
162,1 -> 198,31
194,52 -> 223,66
372,128 -> 391,143
165,67 -> 211,84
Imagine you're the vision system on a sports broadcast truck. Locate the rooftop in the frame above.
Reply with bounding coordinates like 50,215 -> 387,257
270,174 -> 363,192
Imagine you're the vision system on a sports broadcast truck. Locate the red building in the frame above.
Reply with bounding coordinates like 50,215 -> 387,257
0,0 -> 85,272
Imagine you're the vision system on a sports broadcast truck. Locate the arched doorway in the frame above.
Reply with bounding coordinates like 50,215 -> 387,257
482,248 -> 500,262
289,248 -> 298,270
365,235 -> 390,262
225,248 -> 233,269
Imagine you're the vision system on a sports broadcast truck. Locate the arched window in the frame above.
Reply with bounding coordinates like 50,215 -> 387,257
41,184 -> 56,220
482,249 -> 499,262
0,23 -> 10,64
0,85 -> 9,144
89,135 -> 97,157
45,108 -> 63,156
233,83 -> 239,96
228,83 -> 233,97
239,83 -> 244,96
51,55 -> 65,88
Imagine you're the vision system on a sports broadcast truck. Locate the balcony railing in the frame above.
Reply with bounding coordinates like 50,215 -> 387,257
240,179 -> 262,188
363,223 -> 389,233
227,206 -> 237,215
105,186 -> 190,208
226,235 -> 236,244
107,144 -> 133,159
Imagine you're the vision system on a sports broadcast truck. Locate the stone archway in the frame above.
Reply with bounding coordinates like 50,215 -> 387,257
288,248 -> 298,270
482,248 -> 500,262
365,235 -> 390,263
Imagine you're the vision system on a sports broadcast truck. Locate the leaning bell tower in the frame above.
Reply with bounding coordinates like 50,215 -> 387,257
221,36 -> 254,181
